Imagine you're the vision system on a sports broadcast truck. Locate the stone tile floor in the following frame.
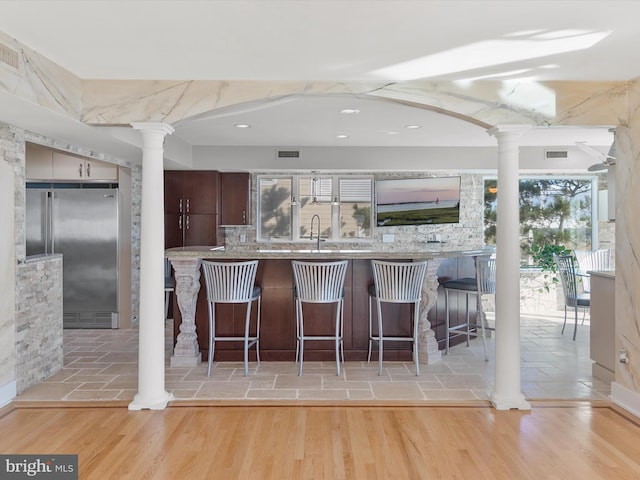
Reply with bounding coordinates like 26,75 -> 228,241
16,311 -> 611,403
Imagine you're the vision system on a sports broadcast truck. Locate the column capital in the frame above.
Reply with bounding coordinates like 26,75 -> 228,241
131,122 -> 175,136
488,124 -> 531,138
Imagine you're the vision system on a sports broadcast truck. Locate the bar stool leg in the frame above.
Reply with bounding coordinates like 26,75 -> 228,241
377,299 -> 384,376
445,289 -> 451,355
413,302 -> 420,376
367,295 -> 373,363
476,293 -> 488,362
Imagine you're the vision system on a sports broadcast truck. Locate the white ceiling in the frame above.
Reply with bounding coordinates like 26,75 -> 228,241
0,0 -> 633,154
3,1 -> 639,82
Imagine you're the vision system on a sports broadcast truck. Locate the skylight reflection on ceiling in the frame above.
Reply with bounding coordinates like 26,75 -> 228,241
371,29 -> 611,81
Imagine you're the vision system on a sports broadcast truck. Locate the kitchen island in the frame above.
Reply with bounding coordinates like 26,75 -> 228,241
166,246 -> 491,368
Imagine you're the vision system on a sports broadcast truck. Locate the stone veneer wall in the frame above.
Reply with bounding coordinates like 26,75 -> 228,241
130,164 -> 142,327
15,255 -> 63,393
0,122 -> 21,402
223,171 -> 485,252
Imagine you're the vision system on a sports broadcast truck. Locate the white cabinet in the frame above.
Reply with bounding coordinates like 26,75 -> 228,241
25,143 -> 54,179
590,271 -> 615,383
52,151 -> 117,180
26,143 -> 118,181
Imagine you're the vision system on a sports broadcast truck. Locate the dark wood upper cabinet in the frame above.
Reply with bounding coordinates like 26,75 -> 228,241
164,170 -> 219,215
164,171 -> 220,247
220,172 -> 250,225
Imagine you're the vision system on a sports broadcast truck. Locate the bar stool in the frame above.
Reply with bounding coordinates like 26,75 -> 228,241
164,258 -> 174,322
202,260 -> 262,377
443,256 -> 493,361
292,260 -> 348,376
368,260 -> 428,376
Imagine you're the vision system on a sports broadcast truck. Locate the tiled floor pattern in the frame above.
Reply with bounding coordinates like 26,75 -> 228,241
16,311 -> 611,403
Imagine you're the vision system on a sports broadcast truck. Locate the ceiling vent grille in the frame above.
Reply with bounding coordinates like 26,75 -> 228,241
0,43 -> 19,70
276,149 -> 301,159
545,150 -> 568,159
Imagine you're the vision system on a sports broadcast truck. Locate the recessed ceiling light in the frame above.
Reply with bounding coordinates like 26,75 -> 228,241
336,134 -> 349,139
234,123 -> 251,128
339,108 -> 360,114
405,125 -> 421,129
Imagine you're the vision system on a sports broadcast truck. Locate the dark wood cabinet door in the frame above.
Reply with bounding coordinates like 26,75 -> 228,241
165,170 -> 219,215
220,172 -> 250,225
185,171 -> 219,214
184,214 -> 218,246
164,214 -> 184,248
164,171 -> 185,214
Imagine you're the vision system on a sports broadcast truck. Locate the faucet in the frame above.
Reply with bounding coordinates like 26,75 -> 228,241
310,214 -> 322,250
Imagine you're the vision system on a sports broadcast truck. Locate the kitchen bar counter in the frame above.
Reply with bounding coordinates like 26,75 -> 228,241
166,245 -> 492,368
166,245 -> 490,260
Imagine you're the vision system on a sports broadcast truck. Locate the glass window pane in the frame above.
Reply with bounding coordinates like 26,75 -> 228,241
339,178 -> 372,238
298,177 -> 332,239
259,177 -> 292,240
484,177 -> 593,266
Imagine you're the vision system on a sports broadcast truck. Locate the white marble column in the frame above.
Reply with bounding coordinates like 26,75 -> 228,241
488,125 -> 531,411
129,122 -> 174,411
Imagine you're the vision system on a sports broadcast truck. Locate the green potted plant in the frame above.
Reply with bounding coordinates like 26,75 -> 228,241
530,243 -> 572,292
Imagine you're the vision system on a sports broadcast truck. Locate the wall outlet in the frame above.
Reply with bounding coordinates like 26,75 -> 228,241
240,234 -> 246,243
382,234 -> 395,243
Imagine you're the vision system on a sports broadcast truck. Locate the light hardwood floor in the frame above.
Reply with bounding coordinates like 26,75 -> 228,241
1,403 -> 640,479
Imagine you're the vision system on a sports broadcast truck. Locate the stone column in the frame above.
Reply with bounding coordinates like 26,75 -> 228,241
169,257 -> 202,367
129,122 -> 174,411
488,125 -> 531,411
418,258 -> 443,364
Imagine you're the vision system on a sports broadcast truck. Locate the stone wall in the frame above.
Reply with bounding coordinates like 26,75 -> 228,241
223,171 -> 484,253
15,255 -> 63,393
0,122 -> 19,404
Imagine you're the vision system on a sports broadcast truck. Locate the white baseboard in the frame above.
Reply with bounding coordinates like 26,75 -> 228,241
0,380 -> 16,408
611,382 -> 640,418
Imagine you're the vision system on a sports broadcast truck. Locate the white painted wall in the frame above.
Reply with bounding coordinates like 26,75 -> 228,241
191,145 -> 603,173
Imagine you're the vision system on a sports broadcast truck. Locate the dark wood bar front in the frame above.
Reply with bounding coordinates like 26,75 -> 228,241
169,253 -> 480,363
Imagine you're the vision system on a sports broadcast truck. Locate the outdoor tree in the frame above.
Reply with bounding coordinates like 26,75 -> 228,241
484,178 -> 592,265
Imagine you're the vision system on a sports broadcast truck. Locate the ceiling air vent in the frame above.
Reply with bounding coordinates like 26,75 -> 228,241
0,43 -> 19,70
545,150 -> 568,159
276,149 -> 301,159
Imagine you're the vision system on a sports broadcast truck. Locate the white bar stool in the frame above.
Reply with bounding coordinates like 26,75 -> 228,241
368,260 -> 427,376
292,260 -> 348,376
202,260 -> 262,377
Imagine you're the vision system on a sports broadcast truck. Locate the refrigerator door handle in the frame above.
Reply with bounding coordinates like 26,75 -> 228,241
49,191 -> 55,253
44,191 -> 50,254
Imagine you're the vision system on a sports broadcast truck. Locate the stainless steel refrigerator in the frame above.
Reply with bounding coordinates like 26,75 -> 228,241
26,185 -> 119,328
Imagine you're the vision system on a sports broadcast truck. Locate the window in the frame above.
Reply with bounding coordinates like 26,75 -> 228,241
258,177 -> 292,240
484,176 -> 595,266
257,175 -> 373,242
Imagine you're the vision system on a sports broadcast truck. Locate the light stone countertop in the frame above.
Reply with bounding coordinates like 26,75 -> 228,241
588,269 -> 615,279
165,245 -> 493,260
